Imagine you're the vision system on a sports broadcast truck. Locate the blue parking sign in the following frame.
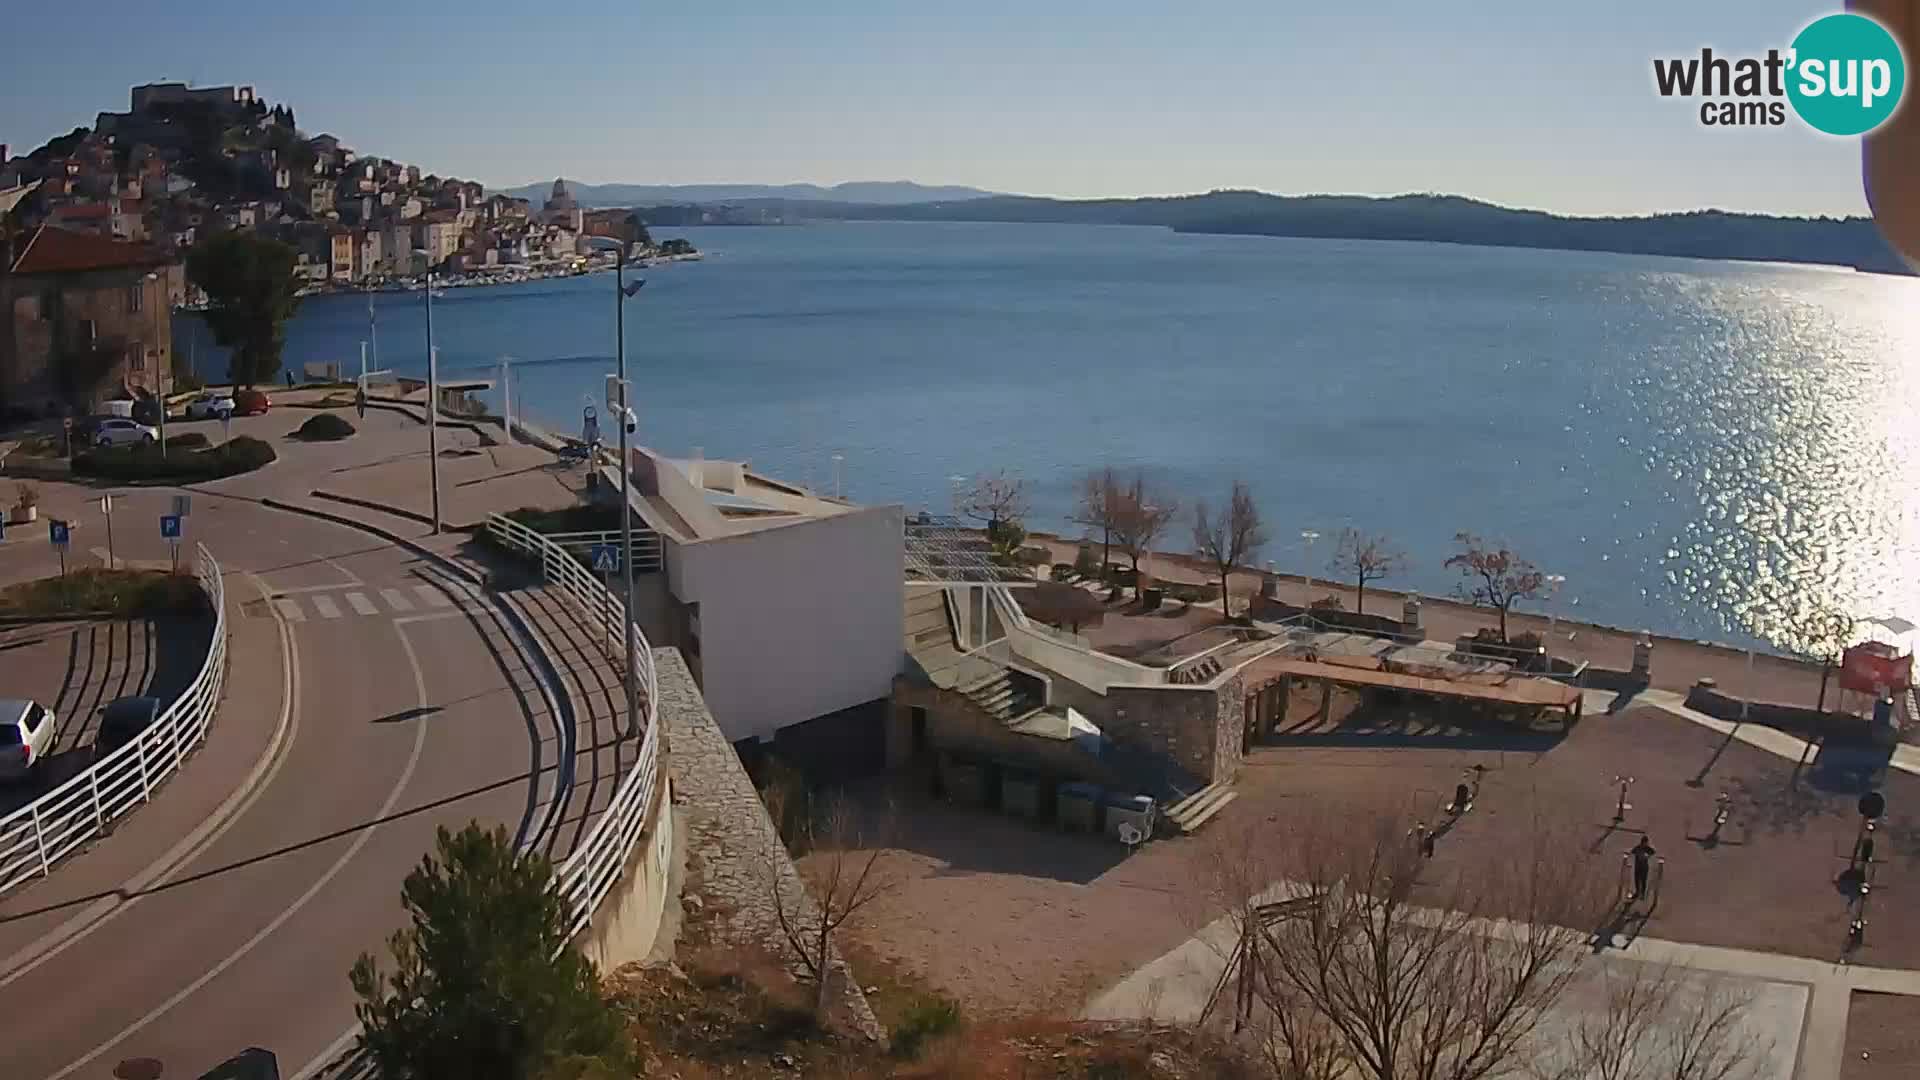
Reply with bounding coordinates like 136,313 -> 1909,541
160,515 -> 182,540
48,520 -> 69,547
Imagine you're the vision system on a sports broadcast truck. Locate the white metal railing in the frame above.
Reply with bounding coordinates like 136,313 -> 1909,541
484,513 -> 660,939
0,544 -> 227,898
542,528 -> 664,573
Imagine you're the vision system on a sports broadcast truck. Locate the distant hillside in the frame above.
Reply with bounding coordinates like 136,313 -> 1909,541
491,179 -> 999,208
769,191 -> 1908,275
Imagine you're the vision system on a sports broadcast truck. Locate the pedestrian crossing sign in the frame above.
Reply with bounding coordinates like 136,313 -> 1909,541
590,543 -> 620,573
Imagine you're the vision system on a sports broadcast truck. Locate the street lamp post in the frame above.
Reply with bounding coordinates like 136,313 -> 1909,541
592,236 -> 647,741
424,273 -> 442,534
1300,530 -> 1321,604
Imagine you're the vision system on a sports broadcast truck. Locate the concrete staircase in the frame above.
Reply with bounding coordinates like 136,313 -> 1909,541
1163,782 -> 1238,834
1169,657 -> 1224,684
1159,780 -> 1236,834
962,669 -> 1042,723
906,588 -> 953,652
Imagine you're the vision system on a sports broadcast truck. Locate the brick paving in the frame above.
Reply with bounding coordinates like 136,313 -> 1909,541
1843,991 -> 1920,1079
1234,704 -> 1920,969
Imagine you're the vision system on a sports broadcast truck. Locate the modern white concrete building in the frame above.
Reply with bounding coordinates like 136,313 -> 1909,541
604,447 -> 905,745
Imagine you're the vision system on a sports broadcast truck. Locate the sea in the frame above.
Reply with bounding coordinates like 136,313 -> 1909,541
175,220 -> 1920,654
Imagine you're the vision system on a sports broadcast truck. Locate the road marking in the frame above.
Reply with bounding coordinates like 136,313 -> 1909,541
378,587 -> 413,612
90,546 -> 119,569
0,571 -> 303,988
345,591 -> 379,616
311,594 -> 342,619
322,557 -> 363,586
413,583 -> 454,608
48,606 -> 435,1080
273,598 -> 306,623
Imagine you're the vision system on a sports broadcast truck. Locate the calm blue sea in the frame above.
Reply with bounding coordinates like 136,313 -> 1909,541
177,221 -> 1920,653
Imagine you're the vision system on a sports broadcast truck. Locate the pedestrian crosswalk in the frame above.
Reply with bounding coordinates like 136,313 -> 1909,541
268,582 -> 478,623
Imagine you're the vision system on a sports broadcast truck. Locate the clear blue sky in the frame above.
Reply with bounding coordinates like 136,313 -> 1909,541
1,1 -> 1875,216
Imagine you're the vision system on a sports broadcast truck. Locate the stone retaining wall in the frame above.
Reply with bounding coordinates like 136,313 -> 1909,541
658,649 -> 883,1040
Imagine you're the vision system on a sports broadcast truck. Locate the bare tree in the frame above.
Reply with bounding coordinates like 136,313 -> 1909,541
1070,466 -> 1124,583
1216,802 -> 1614,1080
769,795 -> 902,1021
1194,481 -> 1268,619
1789,606 -> 1856,714
1445,532 -> 1546,642
1537,962 -> 1761,1080
1182,800 -> 1761,1080
1110,469 -> 1178,596
1330,528 -> 1407,615
956,469 -> 1031,562
955,469 -> 1028,530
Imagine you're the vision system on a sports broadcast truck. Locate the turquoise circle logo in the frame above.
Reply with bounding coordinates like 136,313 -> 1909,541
1787,13 -> 1906,136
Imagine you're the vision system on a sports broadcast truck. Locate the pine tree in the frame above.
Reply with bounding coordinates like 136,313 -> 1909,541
350,823 -> 631,1079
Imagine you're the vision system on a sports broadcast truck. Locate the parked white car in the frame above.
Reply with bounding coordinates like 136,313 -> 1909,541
0,699 -> 55,781
93,418 -> 158,447
183,393 -> 236,420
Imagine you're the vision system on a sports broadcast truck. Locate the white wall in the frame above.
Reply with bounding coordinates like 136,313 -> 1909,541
672,506 -> 904,742
1006,620 -> 1158,693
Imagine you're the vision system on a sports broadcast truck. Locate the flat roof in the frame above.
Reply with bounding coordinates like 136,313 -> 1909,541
1240,653 -> 1581,710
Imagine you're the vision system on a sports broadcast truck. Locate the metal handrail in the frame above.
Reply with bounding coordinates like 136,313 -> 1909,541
0,544 -> 227,898
484,512 -> 660,939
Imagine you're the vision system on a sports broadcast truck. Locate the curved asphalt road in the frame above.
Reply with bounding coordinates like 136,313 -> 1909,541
0,496 -> 556,1078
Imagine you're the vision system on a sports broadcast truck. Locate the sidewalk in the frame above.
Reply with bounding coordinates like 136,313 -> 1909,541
1634,687 -> 1920,779
1086,881 -> 1920,1080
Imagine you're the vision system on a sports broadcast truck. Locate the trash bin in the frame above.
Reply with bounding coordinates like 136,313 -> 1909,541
1058,781 -> 1102,832
942,756 -> 989,808
1105,793 -> 1156,845
1002,772 -> 1042,821
1141,587 -> 1163,611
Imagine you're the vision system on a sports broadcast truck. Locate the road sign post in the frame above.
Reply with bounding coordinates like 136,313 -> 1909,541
160,514 -> 182,573
101,494 -> 114,570
49,519 -> 69,578
590,543 -> 620,637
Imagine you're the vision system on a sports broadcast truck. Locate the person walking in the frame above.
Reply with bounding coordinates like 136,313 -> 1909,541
1630,834 -> 1657,900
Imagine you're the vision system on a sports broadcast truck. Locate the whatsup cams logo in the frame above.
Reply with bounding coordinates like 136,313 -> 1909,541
1653,11 -> 1907,135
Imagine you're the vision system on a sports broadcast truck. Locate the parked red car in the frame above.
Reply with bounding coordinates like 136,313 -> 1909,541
233,388 -> 272,416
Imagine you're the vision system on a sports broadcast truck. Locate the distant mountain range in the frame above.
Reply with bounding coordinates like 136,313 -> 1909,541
652,190 -> 1907,275
491,179 -> 1000,207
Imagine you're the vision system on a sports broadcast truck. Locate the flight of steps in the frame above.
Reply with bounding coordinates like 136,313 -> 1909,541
961,669 -> 1041,723
1163,781 -> 1238,833
906,588 -> 953,652
1169,656 -> 1224,684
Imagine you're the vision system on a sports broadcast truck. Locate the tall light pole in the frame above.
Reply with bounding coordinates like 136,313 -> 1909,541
1545,573 -> 1567,640
1300,529 -> 1321,604
594,236 -> 646,740
424,273 -> 442,534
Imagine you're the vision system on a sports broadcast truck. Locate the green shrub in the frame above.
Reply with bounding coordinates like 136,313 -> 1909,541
1050,562 -> 1076,582
0,568 -> 206,616
219,434 -> 278,470
166,432 -> 211,450
351,823 -> 631,1077
72,434 -> 276,482
294,412 -> 357,440
889,995 -> 963,1058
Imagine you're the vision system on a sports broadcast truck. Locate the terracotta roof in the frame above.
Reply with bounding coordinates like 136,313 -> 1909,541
49,202 -> 112,221
8,224 -> 171,275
